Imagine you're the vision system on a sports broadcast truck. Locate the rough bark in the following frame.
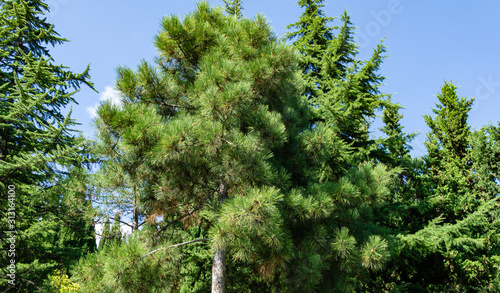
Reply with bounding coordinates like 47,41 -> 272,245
212,179 -> 229,293
212,247 -> 227,293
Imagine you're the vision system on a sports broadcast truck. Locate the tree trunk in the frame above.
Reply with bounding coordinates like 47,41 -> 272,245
212,179 -> 228,293
132,185 -> 139,232
212,247 -> 227,293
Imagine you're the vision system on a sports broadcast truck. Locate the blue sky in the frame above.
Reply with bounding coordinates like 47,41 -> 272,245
46,0 -> 500,157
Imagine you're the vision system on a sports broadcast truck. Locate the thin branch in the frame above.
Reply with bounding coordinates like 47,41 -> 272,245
155,204 -> 205,236
141,238 -> 210,259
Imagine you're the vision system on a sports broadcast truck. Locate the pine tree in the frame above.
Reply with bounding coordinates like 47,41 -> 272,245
0,0 -> 94,290
90,2 -> 309,292
92,109 -> 157,234
281,161 -> 395,292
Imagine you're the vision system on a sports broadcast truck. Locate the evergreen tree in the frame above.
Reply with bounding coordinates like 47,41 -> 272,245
285,1 -> 391,167
89,2 -> 309,292
73,231 -> 184,292
110,213 -> 122,244
380,100 -> 415,168
374,82 -> 500,291
99,217 -> 111,250
223,0 -> 243,18
284,0 -> 336,105
423,81 -> 475,220
92,112 -> 155,234
469,123 -> 500,199
0,0 -> 94,290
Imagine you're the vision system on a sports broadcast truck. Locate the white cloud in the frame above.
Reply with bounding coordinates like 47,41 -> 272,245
86,86 -> 123,119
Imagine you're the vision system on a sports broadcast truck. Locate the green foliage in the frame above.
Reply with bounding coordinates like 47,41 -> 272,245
469,124 -> 500,199
72,233 -> 184,293
61,1 -> 500,292
369,82 -> 500,292
110,213 -> 123,244
286,1 -> 393,167
44,269 -> 80,293
90,2 -> 309,291
392,198 -> 500,291
424,81 -> 475,219
0,0 -> 95,290
223,0 -> 243,18
209,187 -> 291,280
99,217 -> 111,249
283,162 -> 396,292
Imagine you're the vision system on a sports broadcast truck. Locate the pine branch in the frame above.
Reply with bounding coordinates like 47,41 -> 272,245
155,204 -> 206,236
141,238 -> 210,259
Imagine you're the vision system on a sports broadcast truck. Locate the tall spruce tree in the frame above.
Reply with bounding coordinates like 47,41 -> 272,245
373,82 -> 500,292
285,0 -> 391,167
222,0 -> 243,18
0,0 -> 95,290
280,3 -> 401,291
423,81 -> 475,220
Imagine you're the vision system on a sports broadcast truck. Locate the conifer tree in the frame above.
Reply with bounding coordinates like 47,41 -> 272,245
223,0 -> 243,18
99,217 -> 111,249
380,101 -> 415,168
423,81 -> 475,219
469,124 -> 500,198
375,82 -> 500,291
0,0 -> 94,290
110,213 -> 122,244
286,0 -> 392,166
92,113 -> 154,234
285,0 -> 336,105
91,2 -> 309,292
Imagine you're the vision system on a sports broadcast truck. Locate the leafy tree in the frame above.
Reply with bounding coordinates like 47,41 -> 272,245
0,0 -> 95,290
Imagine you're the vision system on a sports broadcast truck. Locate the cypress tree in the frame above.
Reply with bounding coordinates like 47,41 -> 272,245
0,0 -> 94,290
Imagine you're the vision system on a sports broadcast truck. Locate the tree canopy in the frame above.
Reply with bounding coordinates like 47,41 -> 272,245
2,1 -> 500,292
